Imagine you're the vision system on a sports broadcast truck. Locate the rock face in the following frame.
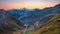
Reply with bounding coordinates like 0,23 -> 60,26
0,4 -> 60,34
6,4 -> 60,26
29,14 -> 60,34
0,10 -> 25,34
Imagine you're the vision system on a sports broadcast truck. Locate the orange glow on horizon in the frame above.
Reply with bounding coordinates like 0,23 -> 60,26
0,2 -> 59,10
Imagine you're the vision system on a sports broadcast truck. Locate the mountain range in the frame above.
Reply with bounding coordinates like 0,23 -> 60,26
0,4 -> 60,34
6,4 -> 60,25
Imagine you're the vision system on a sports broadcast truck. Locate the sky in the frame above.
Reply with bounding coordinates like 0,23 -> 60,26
0,0 -> 60,10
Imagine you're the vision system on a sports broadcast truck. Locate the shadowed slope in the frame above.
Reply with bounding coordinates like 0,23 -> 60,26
0,10 -> 25,34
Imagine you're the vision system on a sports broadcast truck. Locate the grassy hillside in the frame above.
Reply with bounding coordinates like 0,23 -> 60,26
29,14 -> 60,34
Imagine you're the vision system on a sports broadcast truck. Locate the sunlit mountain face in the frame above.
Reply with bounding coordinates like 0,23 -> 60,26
0,0 -> 60,10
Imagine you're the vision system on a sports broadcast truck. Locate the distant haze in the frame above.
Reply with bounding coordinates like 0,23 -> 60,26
0,0 -> 60,10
